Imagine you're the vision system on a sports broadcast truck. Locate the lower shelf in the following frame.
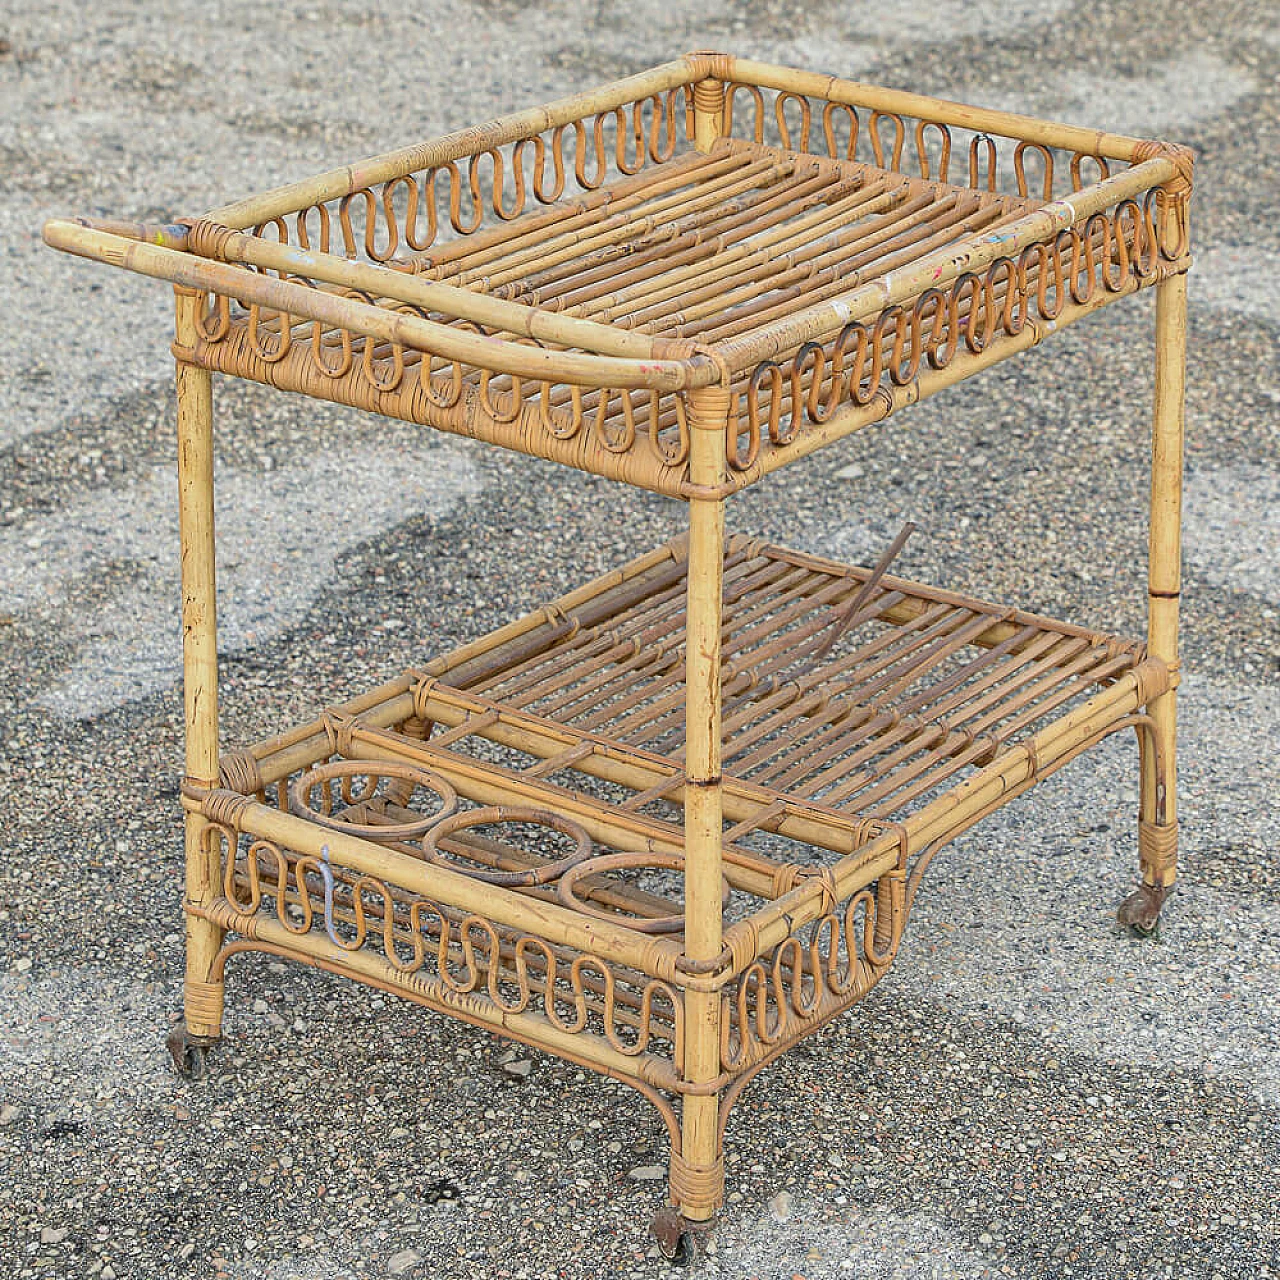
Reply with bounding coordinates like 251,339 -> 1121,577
192,532 -> 1171,1091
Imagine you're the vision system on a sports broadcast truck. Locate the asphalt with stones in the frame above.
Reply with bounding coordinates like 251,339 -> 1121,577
1,0 -> 1278,1277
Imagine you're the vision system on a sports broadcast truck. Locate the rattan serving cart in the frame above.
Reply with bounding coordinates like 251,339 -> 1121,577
46,52 -> 1190,1255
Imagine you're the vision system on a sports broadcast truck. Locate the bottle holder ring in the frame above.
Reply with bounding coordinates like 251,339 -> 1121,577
289,760 -> 458,841
421,805 -> 593,887
556,851 -> 730,934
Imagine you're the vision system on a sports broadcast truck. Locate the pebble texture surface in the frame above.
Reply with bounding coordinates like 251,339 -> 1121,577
1,1 -> 1277,1277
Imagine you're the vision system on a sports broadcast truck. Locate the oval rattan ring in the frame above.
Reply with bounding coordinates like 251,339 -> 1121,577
289,760 -> 457,841
556,851 -> 730,934
422,805 -> 592,887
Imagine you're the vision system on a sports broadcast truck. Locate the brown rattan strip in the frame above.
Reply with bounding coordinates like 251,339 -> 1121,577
421,139 -> 1036,350
429,542 -> 1145,827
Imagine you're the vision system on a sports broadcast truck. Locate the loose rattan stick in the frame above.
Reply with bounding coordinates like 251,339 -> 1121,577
808,522 -> 914,666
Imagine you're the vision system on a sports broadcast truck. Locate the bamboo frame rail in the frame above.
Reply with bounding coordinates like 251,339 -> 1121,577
44,52 -> 1192,1252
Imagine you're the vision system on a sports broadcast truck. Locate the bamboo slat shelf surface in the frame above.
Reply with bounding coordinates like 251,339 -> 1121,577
44,51 -> 1191,1253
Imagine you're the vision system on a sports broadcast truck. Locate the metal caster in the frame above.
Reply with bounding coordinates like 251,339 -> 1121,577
166,1020 -> 219,1080
1117,882 -> 1173,938
651,1206 -> 707,1266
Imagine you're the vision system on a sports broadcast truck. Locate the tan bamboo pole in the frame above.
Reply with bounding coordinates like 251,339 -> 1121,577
724,57 -> 1161,162
680,78 -> 735,1221
1140,194 -> 1188,892
676,376 -> 731,1219
174,288 -> 225,1041
40,221 -> 713,392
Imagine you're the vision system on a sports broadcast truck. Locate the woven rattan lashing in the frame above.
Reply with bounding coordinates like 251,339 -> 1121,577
44,51 -> 1190,1235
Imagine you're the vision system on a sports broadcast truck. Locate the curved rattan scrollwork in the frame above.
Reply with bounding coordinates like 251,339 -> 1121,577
220,830 -> 683,1059
727,186 -> 1185,470
289,759 -> 457,841
723,82 -> 1125,200
721,872 -> 905,1072
422,805 -> 593,887
249,88 -> 692,262
557,852 -> 730,935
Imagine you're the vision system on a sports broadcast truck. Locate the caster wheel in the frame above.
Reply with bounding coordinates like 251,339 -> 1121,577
1117,882 -> 1173,938
166,1021 -> 218,1080
651,1206 -> 702,1266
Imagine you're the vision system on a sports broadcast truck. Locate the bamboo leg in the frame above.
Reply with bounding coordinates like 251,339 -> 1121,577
171,289 -> 226,1055
1121,228 -> 1187,934
670,380 -> 730,1226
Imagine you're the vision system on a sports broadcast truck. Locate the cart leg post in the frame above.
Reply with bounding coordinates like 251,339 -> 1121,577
170,289 -> 226,1069
1121,233 -> 1187,937
692,69 -> 725,155
659,379 -> 731,1249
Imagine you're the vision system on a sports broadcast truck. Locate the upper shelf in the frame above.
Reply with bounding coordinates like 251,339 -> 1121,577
44,53 -> 1192,498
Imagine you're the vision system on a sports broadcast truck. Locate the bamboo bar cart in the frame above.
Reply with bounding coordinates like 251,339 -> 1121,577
45,52 -> 1191,1255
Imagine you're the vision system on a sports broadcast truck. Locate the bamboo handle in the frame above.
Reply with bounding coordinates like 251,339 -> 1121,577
42,219 -> 715,391
180,219 -> 661,360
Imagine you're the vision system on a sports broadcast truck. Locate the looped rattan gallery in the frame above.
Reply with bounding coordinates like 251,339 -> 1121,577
45,52 -> 1190,1251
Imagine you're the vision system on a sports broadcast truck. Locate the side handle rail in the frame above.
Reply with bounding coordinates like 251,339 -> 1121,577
43,217 -> 714,392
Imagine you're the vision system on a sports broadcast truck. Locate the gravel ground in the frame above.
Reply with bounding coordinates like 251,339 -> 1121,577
1,1 -> 1277,1277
